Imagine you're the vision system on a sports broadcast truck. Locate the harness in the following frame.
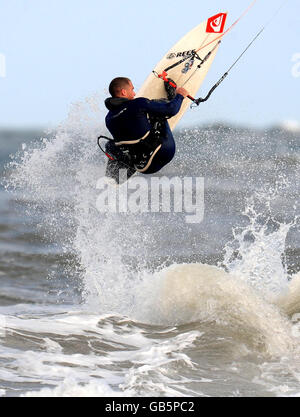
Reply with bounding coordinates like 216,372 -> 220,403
98,115 -> 166,172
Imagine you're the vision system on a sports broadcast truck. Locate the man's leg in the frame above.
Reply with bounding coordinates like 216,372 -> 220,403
105,159 -> 136,184
105,141 -> 136,184
142,123 -> 176,174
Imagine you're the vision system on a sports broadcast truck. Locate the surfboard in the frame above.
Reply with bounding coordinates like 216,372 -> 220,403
137,13 -> 227,130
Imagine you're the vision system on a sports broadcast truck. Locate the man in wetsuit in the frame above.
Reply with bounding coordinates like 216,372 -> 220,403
104,77 -> 188,183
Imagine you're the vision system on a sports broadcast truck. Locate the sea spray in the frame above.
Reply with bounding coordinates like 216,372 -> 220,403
221,183 -> 298,301
3,94 -> 114,302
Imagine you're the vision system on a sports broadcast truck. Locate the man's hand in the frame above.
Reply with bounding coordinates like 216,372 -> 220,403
176,87 -> 189,98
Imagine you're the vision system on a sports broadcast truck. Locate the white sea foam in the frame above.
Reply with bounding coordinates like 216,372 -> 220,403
277,272 -> 300,317
23,379 -> 125,397
134,263 -> 296,356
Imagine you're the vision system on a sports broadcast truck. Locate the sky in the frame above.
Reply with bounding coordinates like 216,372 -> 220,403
0,0 -> 299,129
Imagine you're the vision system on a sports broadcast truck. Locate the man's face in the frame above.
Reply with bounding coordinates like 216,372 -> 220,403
122,81 -> 136,100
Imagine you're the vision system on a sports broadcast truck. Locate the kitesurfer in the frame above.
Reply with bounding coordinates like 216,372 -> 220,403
104,77 -> 188,183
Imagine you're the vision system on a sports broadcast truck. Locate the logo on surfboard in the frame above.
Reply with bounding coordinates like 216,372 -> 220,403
166,49 -> 195,60
206,13 -> 227,33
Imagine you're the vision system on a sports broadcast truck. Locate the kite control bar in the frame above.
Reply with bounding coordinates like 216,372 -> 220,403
153,69 -> 225,107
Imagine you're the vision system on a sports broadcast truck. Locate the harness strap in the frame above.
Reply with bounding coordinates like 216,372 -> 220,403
97,135 -> 116,160
114,130 -> 150,146
98,128 -> 163,172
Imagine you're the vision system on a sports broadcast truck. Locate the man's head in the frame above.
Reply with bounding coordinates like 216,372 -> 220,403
108,77 -> 136,100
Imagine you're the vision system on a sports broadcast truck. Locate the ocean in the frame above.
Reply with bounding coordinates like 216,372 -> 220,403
0,96 -> 299,397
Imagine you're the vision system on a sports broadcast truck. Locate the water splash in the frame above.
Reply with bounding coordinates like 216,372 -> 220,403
221,183 -> 298,301
2,95 -> 299,337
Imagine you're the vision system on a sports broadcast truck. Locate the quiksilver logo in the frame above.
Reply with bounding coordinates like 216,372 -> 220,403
206,13 -> 227,33
166,50 -> 195,60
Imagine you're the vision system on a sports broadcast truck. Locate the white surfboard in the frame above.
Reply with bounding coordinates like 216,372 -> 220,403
137,13 -> 227,130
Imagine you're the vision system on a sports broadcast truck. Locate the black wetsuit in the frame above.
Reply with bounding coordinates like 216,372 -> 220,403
104,94 -> 184,182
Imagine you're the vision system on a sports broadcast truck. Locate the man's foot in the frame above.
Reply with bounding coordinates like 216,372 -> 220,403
105,159 -> 136,185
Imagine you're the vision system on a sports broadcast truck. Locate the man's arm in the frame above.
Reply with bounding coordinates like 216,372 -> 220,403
140,87 -> 189,118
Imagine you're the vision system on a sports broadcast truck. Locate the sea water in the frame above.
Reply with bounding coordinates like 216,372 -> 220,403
0,94 -> 299,397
